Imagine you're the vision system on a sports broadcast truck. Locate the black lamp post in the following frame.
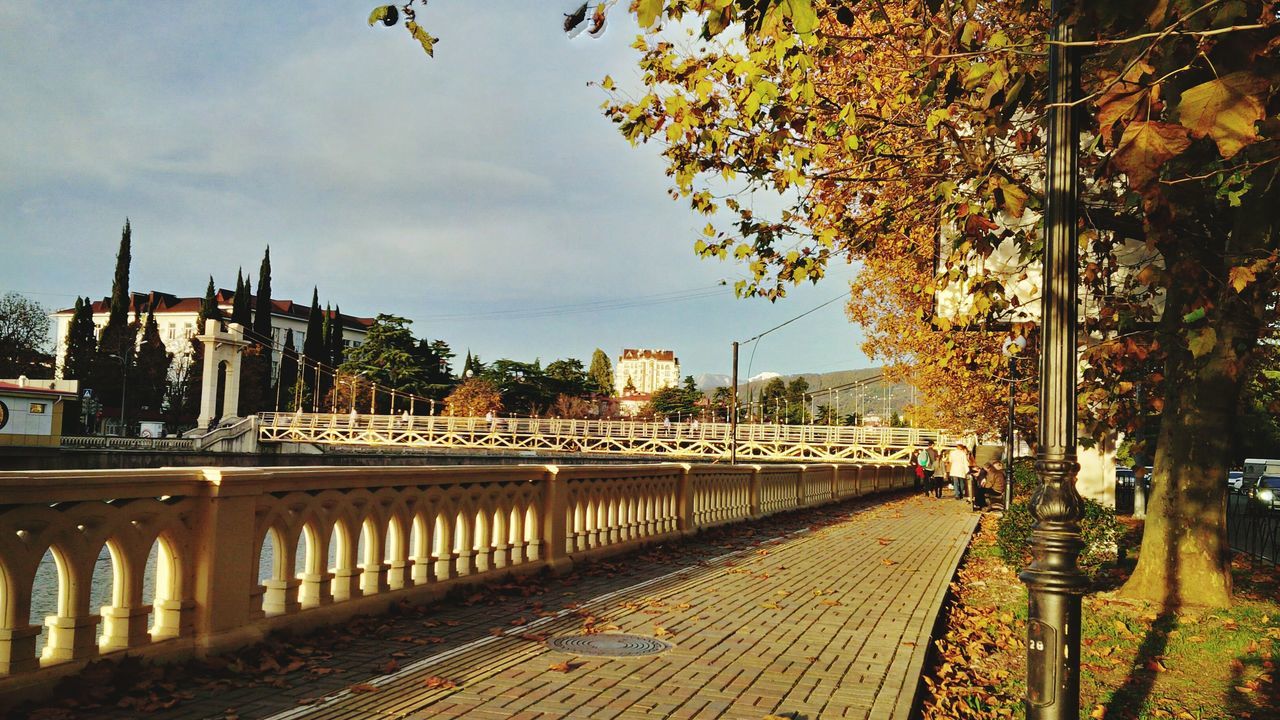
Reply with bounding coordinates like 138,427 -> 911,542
1019,1 -> 1088,717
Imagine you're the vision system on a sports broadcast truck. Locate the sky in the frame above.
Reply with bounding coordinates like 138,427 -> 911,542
0,1 -> 871,380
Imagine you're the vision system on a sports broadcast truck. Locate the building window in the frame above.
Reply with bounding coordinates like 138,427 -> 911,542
29,403 -> 45,414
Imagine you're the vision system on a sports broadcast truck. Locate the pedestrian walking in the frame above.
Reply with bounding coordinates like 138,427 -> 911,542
917,440 -> 937,497
947,441 -> 972,500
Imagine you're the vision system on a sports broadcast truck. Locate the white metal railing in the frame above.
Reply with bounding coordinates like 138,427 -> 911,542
0,462 -> 913,699
256,413 -> 950,464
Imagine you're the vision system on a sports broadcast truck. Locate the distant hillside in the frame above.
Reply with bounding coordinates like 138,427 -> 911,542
735,368 -> 915,417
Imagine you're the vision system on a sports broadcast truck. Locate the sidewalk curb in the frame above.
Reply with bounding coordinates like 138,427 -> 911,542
894,508 -> 982,720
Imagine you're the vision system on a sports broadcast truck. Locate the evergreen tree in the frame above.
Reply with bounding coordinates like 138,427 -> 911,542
62,297 -> 97,382
253,247 -> 273,338
301,288 -> 324,406
199,277 -> 222,329
252,246 -> 274,406
316,303 -> 336,404
462,350 -> 475,378
232,272 -> 252,328
588,348 -> 614,396
92,221 -> 134,408
329,305 -> 345,370
134,309 -> 172,413
100,219 -> 131,351
275,328 -> 299,410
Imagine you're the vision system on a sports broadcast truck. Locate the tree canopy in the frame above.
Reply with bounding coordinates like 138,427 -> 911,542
597,0 -> 1279,607
0,292 -> 51,378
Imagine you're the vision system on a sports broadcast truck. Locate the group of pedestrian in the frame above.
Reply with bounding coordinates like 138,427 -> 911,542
912,439 -> 1006,511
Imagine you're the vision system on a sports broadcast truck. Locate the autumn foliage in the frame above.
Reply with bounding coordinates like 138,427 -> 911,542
601,0 -> 1280,606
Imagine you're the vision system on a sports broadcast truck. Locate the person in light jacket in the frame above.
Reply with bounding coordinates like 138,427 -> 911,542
946,441 -> 973,500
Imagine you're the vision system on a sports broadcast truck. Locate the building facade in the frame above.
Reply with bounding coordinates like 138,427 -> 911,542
50,290 -> 373,381
613,348 -> 680,397
0,378 -> 77,447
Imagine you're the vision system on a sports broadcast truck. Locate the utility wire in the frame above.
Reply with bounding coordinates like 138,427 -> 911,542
739,290 -> 852,345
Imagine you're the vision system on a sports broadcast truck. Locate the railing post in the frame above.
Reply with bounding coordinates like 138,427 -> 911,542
191,469 -> 268,656
541,466 -> 573,575
676,463 -> 695,535
749,465 -> 763,519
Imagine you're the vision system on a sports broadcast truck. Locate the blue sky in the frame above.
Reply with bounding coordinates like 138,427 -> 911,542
0,1 -> 870,378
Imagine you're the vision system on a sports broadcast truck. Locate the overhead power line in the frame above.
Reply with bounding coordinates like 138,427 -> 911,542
417,284 -> 733,322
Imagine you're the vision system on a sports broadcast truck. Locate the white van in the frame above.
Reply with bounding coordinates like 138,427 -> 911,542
1242,458 -> 1280,489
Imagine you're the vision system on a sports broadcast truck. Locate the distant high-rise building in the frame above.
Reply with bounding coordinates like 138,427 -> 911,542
614,348 -> 680,397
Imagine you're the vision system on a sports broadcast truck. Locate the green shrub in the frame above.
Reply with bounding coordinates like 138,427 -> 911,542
995,498 -> 1121,577
1011,457 -> 1038,500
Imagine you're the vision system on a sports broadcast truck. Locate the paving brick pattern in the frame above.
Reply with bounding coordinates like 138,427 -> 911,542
17,493 -> 976,720
266,494 -> 976,720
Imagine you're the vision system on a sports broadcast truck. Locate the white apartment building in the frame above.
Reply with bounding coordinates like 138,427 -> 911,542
613,348 -> 681,397
50,289 -> 373,380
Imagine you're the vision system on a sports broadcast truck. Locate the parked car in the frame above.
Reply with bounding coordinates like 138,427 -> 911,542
1250,475 -> 1280,511
1228,470 -> 1245,493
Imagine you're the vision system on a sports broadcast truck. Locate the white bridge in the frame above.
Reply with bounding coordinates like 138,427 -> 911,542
257,413 -> 949,464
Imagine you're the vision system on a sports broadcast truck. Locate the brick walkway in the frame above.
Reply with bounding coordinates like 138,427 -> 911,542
21,493 -> 977,720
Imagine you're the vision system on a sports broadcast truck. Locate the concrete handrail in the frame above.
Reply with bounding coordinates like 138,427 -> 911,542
0,461 -> 915,700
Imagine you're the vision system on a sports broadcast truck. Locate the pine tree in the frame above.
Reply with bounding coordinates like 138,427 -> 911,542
62,297 -> 97,382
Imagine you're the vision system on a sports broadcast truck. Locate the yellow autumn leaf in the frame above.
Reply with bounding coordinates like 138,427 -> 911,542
1229,264 -> 1258,293
1188,327 -> 1217,359
1176,72 -> 1269,159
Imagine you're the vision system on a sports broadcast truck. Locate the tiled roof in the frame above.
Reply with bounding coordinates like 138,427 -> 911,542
620,349 -> 677,361
53,290 -> 374,330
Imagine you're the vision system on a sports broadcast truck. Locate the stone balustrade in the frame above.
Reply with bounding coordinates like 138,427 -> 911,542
0,462 -> 913,700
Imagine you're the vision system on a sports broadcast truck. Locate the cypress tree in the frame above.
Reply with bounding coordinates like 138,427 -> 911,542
253,247 -> 273,338
233,274 -> 253,328
135,308 -> 171,413
302,288 -> 324,402
199,277 -> 223,330
101,219 -> 132,350
253,246 -> 274,405
182,277 -> 221,420
329,304 -> 344,368
93,220 -> 133,407
63,297 -> 97,381
234,273 -> 265,414
276,328 -> 299,411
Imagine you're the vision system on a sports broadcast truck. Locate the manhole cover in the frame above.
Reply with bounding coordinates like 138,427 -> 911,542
545,633 -> 673,657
